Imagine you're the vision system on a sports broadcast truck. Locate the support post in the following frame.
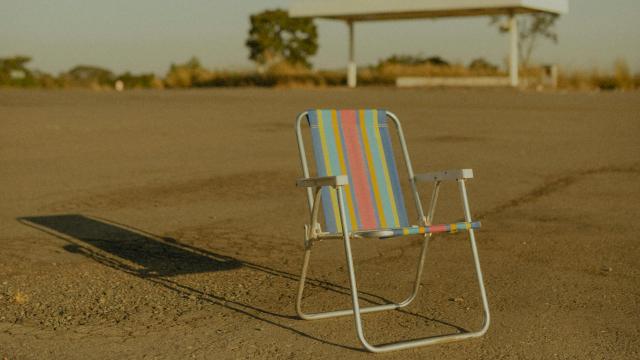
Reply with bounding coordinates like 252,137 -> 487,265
347,20 -> 357,88
509,13 -> 519,87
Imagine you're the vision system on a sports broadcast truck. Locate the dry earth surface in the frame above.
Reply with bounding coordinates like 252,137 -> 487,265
0,88 -> 639,359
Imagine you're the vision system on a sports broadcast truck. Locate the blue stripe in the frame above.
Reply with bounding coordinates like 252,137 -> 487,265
308,110 -> 338,233
320,110 -> 351,231
377,110 -> 409,227
364,110 -> 395,227
387,222 -> 481,238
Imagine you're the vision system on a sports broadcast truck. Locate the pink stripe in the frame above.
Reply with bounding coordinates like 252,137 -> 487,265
340,110 -> 378,229
429,224 -> 449,233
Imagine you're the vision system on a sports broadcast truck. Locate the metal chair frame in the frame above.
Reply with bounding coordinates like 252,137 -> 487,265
294,110 -> 490,353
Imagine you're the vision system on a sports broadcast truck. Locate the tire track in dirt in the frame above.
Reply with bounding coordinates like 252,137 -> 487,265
343,164 -> 640,268
477,164 -> 640,220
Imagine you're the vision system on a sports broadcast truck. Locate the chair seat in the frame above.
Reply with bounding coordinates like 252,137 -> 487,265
354,221 -> 481,239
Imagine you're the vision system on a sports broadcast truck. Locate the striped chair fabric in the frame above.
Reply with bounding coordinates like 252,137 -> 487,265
308,109 -> 408,233
307,109 -> 480,236
380,221 -> 482,238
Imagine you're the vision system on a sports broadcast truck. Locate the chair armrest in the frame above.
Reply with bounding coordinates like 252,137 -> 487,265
415,169 -> 474,182
296,175 -> 349,188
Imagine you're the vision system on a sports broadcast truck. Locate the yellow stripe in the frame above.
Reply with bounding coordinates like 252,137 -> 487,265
331,110 -> 358,230
403,228 -> 409,235
465,222 -> 471,230
450,223 -> 458,234
317,111 -> 341,231
359,110 -> 386,228
372,111 -> 401,227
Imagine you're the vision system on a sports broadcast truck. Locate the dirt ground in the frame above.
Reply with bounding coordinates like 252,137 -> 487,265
0,88 -> 639,359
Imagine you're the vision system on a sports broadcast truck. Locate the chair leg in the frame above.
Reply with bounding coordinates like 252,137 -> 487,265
341,184 -> 490,353
297,181 -> 430,320
342,229 -> 490,352
297,185 -> 489,352
457,179 -> 491,330
295,219 -> 432,319
397,234 -> 429,307
295,237 -> 420,320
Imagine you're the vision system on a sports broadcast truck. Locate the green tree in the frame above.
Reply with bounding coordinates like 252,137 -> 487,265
245,9 -> 318,70
56,65 -> 115,88
468,58 -> 498,73
0,55 -> 37,86
67,65 -> 115,85
491,13 -> 559,68
164,57 -> 209,88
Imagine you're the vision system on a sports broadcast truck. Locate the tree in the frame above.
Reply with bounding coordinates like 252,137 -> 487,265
56,65 -> 116,88
0,55 -> 37,86
116,72 -> 158,89
491,13 -> 559,68
246,9 -> 318,70
164,57 -> 209,88
468,58 -> 498,73
67,65 -> 115,85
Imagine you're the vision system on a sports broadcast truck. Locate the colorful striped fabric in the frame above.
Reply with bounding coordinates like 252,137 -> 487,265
308,109 -> 409,233
382,221 -> 482,238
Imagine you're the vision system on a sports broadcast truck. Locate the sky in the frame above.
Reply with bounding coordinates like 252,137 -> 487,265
2,0 -> 639,75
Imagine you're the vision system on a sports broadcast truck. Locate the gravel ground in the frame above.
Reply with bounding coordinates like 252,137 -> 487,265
1,88 -> 639,359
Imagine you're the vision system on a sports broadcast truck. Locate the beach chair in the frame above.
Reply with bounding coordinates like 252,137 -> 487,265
294,109 -> 490,353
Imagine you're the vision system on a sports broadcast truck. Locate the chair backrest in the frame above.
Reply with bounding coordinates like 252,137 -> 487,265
305,109 -> 410,233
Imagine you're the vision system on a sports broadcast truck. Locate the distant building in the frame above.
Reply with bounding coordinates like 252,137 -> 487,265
290,0 -> 569,87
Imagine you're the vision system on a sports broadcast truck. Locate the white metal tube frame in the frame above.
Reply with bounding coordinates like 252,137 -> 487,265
294,111 -> 490,352
509,11 -> 519,87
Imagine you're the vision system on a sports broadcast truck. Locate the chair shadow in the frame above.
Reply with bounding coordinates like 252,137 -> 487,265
18,214 -> 468,351
20,214 -> 241,276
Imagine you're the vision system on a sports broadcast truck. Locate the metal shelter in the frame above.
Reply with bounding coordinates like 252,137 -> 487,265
290,0 -> 568,87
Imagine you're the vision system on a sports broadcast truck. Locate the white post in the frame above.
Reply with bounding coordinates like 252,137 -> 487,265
550,64 -> 558,89
509,13 -> 519,87
347,20 -> 357,88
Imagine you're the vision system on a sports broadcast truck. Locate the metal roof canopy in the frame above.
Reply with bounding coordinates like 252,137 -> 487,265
289,0 -> 568,87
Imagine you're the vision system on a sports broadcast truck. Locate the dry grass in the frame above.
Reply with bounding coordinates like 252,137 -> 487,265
266,61 -> 312,76
557,59 -> 638,91
13,291 -> 29,305
614,59 -> 634,89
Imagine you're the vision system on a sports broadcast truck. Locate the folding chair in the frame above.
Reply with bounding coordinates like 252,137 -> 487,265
294,109 -> 490,353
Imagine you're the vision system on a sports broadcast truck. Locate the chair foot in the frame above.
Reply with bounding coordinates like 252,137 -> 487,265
356,326 -> 490,353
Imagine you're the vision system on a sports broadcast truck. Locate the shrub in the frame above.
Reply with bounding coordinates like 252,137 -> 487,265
468,58 -> 499,73
165,57 -> 211,88
116,72 -> 160,89
613,59 -> 633,89
58,65 -> 116,89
